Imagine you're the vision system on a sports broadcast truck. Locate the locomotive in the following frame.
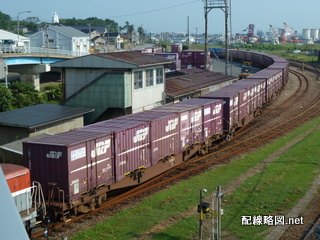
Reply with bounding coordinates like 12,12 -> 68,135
2,49 -> 289,235
0,163 -> 46,236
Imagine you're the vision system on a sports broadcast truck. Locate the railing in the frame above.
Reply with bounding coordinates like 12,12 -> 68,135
0,46 -> 89,57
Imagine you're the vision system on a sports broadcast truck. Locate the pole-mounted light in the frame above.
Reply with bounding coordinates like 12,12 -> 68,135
17,11 -> 31,41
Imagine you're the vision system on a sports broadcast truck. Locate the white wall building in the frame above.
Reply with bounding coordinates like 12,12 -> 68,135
29,25 -> 90,55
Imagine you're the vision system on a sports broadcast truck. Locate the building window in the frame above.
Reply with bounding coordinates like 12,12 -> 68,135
146,69 -> 154,87
134,70 -> 143,89
156,68 -> 164,84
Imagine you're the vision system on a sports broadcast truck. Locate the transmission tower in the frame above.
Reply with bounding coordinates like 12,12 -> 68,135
203,0 -> 230,74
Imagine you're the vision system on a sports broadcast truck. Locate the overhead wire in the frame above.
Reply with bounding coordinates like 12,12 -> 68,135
108,0 -> 201,19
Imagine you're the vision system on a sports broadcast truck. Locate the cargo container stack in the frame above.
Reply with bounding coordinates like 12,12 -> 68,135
194,50 -> 210,70
180,50 -> 194,69
171,43 -> 182,53
180,50 -> 209,70
145,46 -> 163,54
155,53 -> 181,72
200,87 -> 240,138
174,98 -> 223,141
151,104 -> 203,150
117,111 -> 180,165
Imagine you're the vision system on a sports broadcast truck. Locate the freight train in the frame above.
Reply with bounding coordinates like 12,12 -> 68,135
1,49 -> 289,235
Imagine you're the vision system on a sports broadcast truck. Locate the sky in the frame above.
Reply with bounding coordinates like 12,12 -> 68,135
2,0 -> 320,35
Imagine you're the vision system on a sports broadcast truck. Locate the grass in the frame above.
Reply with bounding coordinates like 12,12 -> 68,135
71,117 -> 320,240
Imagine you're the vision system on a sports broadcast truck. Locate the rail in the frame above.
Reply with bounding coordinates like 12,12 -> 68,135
302,219 -> 320,239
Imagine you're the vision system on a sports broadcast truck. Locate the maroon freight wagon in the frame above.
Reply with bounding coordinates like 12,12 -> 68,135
250,52 -> 274,68
23,130 -> 114,203
117,110 -> 180,165
230,80 -> 261,119
238,79 -> 266,112
239,78 -> 267,107
78,119 -> 151,182
267,61 -> 289,86
174,98 -> 223,141
151,104 -> 203,150
200,87 -> 241,137
247,67 -> 283,102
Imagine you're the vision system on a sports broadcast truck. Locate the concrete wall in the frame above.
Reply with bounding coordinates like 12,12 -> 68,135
0,126 -> 29,145
0,116 -> 84,145
28,116 -> 83,136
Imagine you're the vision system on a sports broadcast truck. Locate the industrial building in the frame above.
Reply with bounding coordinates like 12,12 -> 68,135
51,51 -> 173,123
0,103 -> 93,145
165,68 -> 236,103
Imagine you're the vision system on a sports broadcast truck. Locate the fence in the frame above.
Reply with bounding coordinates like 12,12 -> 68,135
0,46 -> 89,57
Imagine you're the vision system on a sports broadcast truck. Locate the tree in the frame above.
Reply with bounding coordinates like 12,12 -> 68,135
137,26 -> 146,43
104,19 -> 119,33
124,21 -> 134,35
10,81 -> 45,109
59,17 -> 119,33
84,17 -> 105,26
0,11 -> 11,29
42,84 -> 62,103
123,21 -> 134,42
23,17 -> 41,31
59,17 -> 78,26
0,86 -> 13,112
18,19 -> 39,32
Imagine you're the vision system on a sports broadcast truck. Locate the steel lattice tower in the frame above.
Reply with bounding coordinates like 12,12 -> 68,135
203,0 -> 230,74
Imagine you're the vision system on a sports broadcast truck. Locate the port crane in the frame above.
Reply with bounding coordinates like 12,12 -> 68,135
269,25 -> 280,44
242,24 -> 258,43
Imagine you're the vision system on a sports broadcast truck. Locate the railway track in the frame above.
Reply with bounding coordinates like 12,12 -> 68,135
33,65 -> 320,240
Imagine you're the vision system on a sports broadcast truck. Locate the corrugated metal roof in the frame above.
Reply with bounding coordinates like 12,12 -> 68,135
95,51 -> 173,67
0,29 -> 29,40
0,132 -> 53,155
70,25 -> 107,34
0,104 -> 94,129
51,51 -> 173,69
165,68 -> 236,98
25,129 -> 108,146
49,25 -> 88,37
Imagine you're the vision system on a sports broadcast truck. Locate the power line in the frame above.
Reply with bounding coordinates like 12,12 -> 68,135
108,0 -> 201,19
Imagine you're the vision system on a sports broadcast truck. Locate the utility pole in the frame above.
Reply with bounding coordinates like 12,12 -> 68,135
224,0 -> 229,75
4,60 -> 8,88
187,16 -> 190,49
211,186 -> 224,240
198,188 -> 207,239
203,0 -> 209,71
196,27 -> 198,44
